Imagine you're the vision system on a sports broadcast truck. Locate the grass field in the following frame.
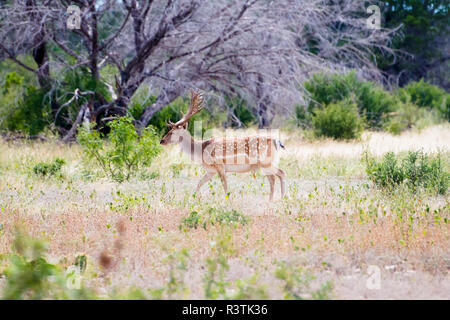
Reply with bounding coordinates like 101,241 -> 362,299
0,125 -> 449,299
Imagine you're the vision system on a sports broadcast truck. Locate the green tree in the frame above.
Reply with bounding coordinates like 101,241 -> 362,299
380,0 -> 449,89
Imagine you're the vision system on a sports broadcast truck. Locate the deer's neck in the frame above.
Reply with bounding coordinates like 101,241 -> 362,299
178,130 -> 203,163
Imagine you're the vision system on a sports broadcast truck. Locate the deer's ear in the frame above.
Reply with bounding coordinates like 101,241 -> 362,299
182,123 -> 188,129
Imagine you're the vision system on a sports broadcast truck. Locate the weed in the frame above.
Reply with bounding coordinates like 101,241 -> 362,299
275,261 -> 333,300
32,158 -> 65,178
77,117 -> 162,182
364,151 -> 449,194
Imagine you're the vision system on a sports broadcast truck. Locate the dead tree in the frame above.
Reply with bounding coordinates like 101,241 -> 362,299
0,0 -> 398,138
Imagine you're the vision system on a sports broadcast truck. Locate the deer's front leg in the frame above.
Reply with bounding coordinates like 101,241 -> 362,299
216,167 -> 228,195
196,171 -> 215,193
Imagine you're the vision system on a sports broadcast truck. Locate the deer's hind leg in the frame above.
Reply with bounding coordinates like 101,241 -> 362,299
266,174 -> 276,201
274,168 -> 286,199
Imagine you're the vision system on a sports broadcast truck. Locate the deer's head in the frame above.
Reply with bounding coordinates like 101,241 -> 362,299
160,90 -> 204,145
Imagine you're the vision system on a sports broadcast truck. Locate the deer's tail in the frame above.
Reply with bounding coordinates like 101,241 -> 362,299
274,139 -> 285,150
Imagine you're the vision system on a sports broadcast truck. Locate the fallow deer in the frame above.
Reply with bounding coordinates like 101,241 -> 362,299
160,90 -> 286,200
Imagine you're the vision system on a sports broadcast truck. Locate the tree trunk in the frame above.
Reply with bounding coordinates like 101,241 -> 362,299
62,102 -> 89,143
256,74 -> 272,128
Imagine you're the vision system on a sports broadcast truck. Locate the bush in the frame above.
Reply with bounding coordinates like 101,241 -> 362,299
32,158 -> 65,178
179,208 -> 247,231
398,79 -> 449,121
274,261 -> 333,300
1,230 -> 94,299
312,99 -> 364,140
364,151 -> 449,194
77,117 -> 162,182
304,72 -> 398,128
384,102 -> 436,135
0,77 -> 51,135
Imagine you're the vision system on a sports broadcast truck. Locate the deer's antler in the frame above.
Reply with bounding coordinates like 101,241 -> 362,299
172,90 -> 204,127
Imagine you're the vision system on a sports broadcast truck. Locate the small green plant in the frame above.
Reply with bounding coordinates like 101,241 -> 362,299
364,151 -> 449,194
179,208 -> 247,231
398,79 -> 450,121
208,208 -> 247,227
304,71 -> 397,128
180,211 -> 203,230
229,275 -> 269,300
203,230 -> 234,300
384,102 -> 431,134
312,99 -> 364,140
77,116 -> 162,182
162,248 -> 190,299
32,158 -> 65,178
1,230 -> 94,300
274,261 -> 333,300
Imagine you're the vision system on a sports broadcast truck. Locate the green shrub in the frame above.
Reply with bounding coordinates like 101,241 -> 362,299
398,79 -> 449,121
77,116 -> 162,182
304,72 -> 398,128
32,158 -> 65,178
384,102 -> 433,134
275,261 -> 333,300
295,104 -> 312,129
208,208 -> 247,227
1,230 -> 94,299
0,81 -> 51,136
179,208 -> 247,231
180,211 -> 203,230
364,151 -> 449,194
312,99 -> 364,140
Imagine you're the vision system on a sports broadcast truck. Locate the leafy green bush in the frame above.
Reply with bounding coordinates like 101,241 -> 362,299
304,72 -> 398,128
0,74 -> 51,135
208,208 -> 247,227
364,151 -> 449,194
179,208 -> 247,231
32,158 -> 65,178
398,79 -> 449,121
180,211 -> 203,230
384,102 -> 436,134
295,104 -> 312,129
312,99 -> 364,140
1,230 -> 94,299
275,261 -> 333,300
77,116 -> 162,182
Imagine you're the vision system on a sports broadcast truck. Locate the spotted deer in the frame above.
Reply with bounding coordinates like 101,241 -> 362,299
160,90 -> 286,200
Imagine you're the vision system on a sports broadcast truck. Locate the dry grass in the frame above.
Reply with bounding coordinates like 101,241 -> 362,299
0,125 -> 449,299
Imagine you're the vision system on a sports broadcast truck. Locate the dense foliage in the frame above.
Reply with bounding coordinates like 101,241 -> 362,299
312,99 -> 364,140
77,117 -> 162,182
303,72 -> 398,129
364,151 -> 449,194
